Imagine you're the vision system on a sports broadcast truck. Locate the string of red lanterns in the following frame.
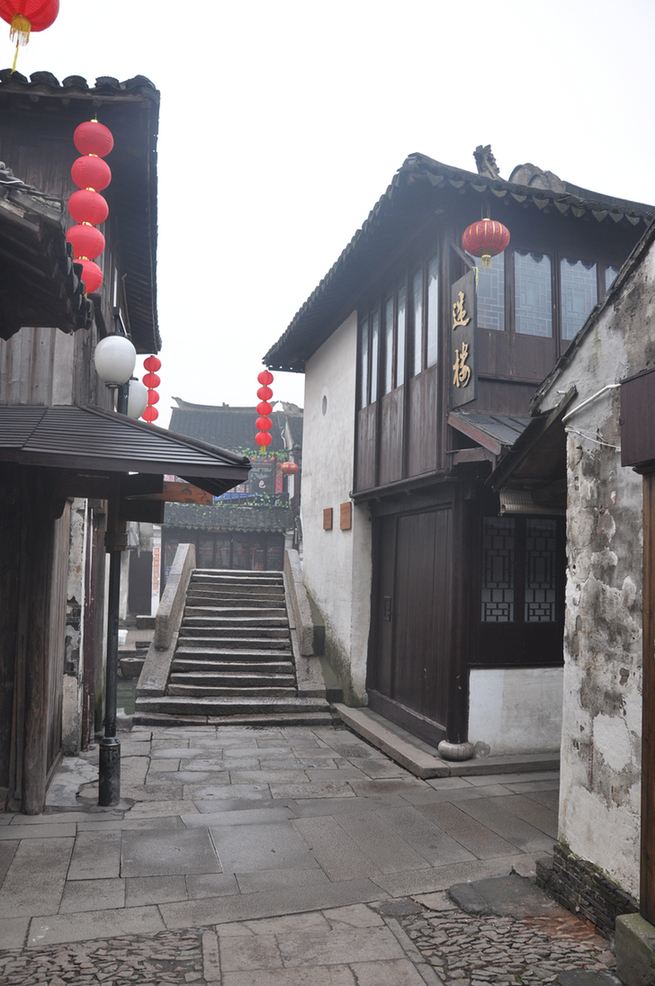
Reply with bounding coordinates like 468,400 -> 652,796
0,0 -> 59,72
255,369 -> 274,452
67,119 -> 113,294
142,355 -> 161,423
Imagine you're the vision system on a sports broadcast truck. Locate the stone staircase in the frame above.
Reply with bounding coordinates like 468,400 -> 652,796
134,570 -> 333,727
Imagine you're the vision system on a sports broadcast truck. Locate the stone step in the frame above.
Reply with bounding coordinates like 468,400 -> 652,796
135,695 -> 331,717
191,573 -> 283,586
177,631 -> 289,653
168,683 -> 297,698
183,610 -> 289,625
179,624 -> 289,639
170,671 -> 296,688
172,658 -> 295,674
175,649 -> 292,665
185,595 -> 285,608
132,710 -> 336,728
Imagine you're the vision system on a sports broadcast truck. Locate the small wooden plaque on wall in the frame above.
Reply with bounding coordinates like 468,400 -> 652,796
323,507 -> 333,530
340,502 -> 352,530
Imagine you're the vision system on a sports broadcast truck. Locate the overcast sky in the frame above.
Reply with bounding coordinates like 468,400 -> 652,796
10,0 -> 655,426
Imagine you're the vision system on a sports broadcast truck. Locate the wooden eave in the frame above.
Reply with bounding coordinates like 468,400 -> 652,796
265,153 -> 655,373
0,70 -> 160,352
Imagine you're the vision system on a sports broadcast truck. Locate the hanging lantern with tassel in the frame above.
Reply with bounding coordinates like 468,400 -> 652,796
462,217 -> 510,269
0,0 -> 59,72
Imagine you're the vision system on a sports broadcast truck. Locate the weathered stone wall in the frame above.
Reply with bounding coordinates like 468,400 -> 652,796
533,246 -> 655,900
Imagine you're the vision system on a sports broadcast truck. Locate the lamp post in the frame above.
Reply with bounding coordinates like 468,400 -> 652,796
93,330 -> 137,806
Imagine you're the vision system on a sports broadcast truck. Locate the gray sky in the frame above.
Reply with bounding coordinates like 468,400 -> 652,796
12,0 -> 655,426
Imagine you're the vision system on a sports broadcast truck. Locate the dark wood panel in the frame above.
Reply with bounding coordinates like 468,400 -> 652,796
379,388 -> 404,486
355,404 -> 377,491
368,505 -> 452,733
512,333 -> 556,382
407,366 -> 438,476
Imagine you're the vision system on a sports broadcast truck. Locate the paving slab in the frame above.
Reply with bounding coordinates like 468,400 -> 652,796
291,815 -> 383,882
121,825 -> 221,877
27,903 -> 165,946
125,873 -> 188,906
210,819 -> 321,873
67,829 -> 121,880
59,876 -> 125,913
0,837 -> 73,917
236,866 -> 331,895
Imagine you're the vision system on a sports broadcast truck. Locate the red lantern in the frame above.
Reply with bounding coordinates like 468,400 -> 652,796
74,258 -> 103,294
256,416 -> 272,431
257,385 -> 273,401
258,369 -> 274,386
71,155 -> 111,192
68,189 -> 109,226
146,391 -> 160,406
66,224 -> 105,260
74,120 -> 114,158
142,405 -> 159,423
462,218 -> 510,269
143,371 -> 160,389
257,401 -> 273,416
255,432 -> 272,448
1,0 -> 59,70
281,461 -> 299,476
143,355 -> 161,372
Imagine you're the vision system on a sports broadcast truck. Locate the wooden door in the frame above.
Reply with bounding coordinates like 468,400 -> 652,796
368,506 -> 452,744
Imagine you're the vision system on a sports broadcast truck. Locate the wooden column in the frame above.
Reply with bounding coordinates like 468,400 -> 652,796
22,472 -> 55,815
641,472 -> 655,923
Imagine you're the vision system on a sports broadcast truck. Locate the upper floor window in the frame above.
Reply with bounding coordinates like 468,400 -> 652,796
605,264 -> 621,293
474,252 -> 505,331
515,250 -> 552,337
411,268 -> 423,376
358,252 -> 438,407
560,258 -> 597,341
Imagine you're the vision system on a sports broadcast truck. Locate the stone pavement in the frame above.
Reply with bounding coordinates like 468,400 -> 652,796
0,723 -> 620,984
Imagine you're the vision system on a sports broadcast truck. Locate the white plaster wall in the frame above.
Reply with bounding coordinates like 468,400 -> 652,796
533,249 -> 655,898
62,498 -> 88,754
468,668 -> 563,755
301,311 -> 372,702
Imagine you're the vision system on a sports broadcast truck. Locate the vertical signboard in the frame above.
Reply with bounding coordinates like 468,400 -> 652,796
450,270 -> 477,409
151,525 -> 161,616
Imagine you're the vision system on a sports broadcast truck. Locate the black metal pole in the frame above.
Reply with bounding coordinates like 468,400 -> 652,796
99,511 -> 126,806
116,381 -> 129,416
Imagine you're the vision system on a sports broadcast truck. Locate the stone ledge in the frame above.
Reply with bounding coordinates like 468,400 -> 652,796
335,704 -> 560,780
616,912 -> 655,986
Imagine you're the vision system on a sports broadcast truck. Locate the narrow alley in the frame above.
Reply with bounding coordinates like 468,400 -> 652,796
0,723 -> 618,985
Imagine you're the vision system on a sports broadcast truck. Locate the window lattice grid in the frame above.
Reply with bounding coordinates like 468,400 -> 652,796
481,517 -> 515,622
524,518 -> 557,622
515,250 -> 552,337
474,252 -> 505,331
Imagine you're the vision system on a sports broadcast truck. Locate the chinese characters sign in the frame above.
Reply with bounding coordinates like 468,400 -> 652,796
450,270 -> 477,409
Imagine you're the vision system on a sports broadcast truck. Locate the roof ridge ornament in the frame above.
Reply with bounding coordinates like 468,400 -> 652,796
473,145 -> 500,180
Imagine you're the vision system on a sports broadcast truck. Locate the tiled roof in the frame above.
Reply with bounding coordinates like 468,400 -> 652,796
165,502 -> 293,533
0,404 -> 250,497
265,152 -> 655,372
0,181 -> 92,339
0,70 -> 160,353
170,400 -> 289,453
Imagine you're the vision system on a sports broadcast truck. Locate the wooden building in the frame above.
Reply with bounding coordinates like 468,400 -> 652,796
161,399 -> 302,579
265,148 -> 653,756
0,72 -> 249,813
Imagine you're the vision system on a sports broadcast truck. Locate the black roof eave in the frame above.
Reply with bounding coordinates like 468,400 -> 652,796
265,152 -> 655,372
